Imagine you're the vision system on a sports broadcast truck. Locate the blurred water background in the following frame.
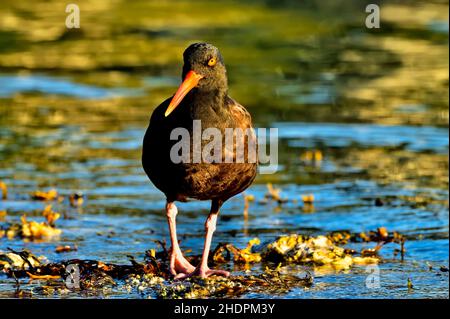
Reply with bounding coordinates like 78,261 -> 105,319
0,0 -> 448,298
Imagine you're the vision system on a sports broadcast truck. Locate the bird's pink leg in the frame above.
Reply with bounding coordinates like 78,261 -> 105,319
166,202 -> 195,276
175,209 -> 230,280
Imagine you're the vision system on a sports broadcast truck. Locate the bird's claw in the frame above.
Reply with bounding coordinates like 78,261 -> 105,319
174,266 -> 230,280
170,253 -> 196,276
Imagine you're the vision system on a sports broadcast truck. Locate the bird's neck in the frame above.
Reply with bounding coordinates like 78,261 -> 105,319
189,88 -> 229,121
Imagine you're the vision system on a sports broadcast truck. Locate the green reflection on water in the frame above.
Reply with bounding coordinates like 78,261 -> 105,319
0,0 -> 448,299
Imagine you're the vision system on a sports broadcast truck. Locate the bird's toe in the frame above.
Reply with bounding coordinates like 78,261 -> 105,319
204,268 -> 230,278
173,266 -> 230,280
170,253 -> 196,276
174,271 -> 192,280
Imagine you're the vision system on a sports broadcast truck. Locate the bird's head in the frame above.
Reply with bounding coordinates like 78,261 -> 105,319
165,43 -> 228,117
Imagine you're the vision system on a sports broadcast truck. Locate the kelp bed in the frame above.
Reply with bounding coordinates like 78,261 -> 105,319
1,225 -> 405,298
0,183 -> 414,298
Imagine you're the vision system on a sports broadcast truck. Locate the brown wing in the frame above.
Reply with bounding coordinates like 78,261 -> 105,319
228,97 -> 253,130
224,97 -> 258,164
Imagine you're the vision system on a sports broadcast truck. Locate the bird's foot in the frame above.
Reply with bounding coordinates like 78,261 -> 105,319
170,253 -> 196,276
174,266 -> 230,280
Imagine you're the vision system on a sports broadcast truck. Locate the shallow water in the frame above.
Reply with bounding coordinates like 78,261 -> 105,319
0,0 -> 448,298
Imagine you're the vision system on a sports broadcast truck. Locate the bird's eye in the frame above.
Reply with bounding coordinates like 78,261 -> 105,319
207,57 -> 217,67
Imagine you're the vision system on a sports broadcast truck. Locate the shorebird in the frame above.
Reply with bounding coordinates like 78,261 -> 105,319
142,43 -> 257,279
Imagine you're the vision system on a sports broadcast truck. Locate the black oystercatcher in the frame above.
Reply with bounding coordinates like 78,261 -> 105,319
142,43 -> 257,279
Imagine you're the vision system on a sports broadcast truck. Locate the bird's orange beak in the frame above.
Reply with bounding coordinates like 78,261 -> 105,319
165,70 -> 204,117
